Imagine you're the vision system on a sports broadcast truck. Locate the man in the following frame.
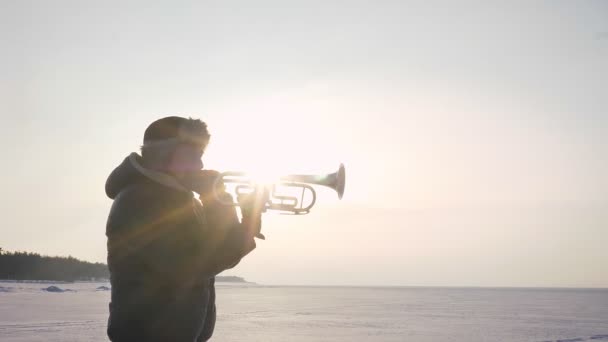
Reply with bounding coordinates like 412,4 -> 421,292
105,116 -> 263,341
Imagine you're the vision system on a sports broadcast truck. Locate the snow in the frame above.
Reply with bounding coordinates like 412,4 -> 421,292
1,282 -> 607,341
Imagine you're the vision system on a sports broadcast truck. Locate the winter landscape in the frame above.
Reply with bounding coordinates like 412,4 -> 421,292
3,1 -> 608,341
1,281 -> 607,342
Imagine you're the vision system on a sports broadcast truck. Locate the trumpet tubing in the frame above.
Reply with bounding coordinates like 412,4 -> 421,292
214,164 -> 346,214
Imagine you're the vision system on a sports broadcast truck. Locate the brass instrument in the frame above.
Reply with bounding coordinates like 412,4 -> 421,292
214,164 -> 345,214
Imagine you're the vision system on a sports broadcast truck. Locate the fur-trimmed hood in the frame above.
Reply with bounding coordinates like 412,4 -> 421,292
105,153 -> 189,199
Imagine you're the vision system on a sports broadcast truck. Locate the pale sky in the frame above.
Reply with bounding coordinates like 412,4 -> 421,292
1,1 -> 606,287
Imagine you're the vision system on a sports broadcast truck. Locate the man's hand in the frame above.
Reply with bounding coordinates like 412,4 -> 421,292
237,186 -> 268,240
180,170 -> 224,200
237,186 -> 268,216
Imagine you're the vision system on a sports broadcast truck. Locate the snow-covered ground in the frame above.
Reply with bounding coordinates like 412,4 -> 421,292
1,281 -> 607,341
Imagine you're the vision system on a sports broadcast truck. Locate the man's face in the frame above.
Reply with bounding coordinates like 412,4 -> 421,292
167,143 -> 204,178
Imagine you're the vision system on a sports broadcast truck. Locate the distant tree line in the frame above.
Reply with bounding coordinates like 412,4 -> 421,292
215,275 -> 246,283
0,249 -> 109,282
0,248 -> 247,283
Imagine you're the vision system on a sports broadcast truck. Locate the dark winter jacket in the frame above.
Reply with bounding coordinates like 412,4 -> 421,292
105,153 -> 255,342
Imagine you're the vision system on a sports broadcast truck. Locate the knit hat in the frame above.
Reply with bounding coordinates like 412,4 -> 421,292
143,116 -> 210,149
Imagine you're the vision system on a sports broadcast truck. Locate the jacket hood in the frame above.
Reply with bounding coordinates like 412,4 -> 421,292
105,153 -> 190,199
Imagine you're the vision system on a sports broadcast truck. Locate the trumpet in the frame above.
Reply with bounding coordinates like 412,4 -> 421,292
213,164 -> 346,214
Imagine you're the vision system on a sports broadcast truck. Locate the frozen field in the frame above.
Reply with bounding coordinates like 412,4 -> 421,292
1,281 -> 607,342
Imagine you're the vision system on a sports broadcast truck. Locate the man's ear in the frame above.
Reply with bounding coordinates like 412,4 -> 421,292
166,150 -> 180,174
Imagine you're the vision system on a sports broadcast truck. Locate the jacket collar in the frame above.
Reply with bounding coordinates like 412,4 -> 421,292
127,153 -> 190,193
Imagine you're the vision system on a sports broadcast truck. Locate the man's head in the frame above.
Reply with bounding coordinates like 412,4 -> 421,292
141,116 -> 210,178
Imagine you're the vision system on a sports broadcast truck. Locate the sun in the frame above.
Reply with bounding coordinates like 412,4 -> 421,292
200,89 -> 347,205
204,117 -> 338,181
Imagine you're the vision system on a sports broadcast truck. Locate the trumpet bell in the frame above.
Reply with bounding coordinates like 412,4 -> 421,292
216,163 -> 346,214
280,163 -> 346,200
335,163 -> 346,199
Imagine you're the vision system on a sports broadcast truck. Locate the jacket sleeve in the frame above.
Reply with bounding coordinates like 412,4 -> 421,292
197,278 -> 216,342
106,187 -> 192,280
198,193 -> 257,276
